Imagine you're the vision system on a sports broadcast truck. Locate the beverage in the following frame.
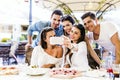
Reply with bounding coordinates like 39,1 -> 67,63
107,68 -> 113,73
112,64 -> 120,78
113,72 -> 119,78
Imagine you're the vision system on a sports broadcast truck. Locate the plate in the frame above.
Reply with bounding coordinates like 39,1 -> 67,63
84,70 -> 107,78
50,68 -> 82,79
26,67 -> 50,76
0,66 -> 19,75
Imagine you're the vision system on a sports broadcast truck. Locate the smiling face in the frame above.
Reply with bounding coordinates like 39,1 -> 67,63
50,14 -> 61,29
69,27 -> 81,43
62,20 -> 73,35
83,16 -> 97,32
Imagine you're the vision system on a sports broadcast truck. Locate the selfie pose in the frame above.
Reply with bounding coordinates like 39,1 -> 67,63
81,12 -> 120,64
63,24 -> 91,71
30,27 -> 63,68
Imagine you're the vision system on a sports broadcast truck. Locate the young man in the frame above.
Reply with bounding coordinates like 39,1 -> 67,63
26,9 -> 63,48
25,10 -> 64,65
81,12 -> 120,64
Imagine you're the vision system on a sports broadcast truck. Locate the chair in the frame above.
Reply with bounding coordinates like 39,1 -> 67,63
0,43 -> 11,65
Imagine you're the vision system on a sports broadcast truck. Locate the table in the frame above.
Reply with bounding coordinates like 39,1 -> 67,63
0,65 -> 120,80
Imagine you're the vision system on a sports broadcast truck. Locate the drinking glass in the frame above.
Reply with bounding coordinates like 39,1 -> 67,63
112,64 -> 120,78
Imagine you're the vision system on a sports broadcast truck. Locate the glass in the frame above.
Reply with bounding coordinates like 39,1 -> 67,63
112,64 -> 120,78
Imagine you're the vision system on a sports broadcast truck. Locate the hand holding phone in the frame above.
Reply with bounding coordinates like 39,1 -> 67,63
50,37 -> 64,45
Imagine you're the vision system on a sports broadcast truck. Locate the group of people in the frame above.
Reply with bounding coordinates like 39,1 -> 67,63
25,9 -> 120,71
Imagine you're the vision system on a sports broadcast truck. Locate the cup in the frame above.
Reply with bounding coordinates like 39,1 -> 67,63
112,64 -> 120,78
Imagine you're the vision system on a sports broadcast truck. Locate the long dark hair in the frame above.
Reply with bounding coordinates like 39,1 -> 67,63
61,15 -> 75,36
73,24 -> 85,43
65,24 -> 85,65
40,27 -> 54,49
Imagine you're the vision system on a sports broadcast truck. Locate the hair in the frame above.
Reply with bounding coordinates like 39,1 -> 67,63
40,27 -> 54,49
51,9 -> 63,17
73,24 -> 85,43
81,12 -> 96,20
61,15 -> 75,25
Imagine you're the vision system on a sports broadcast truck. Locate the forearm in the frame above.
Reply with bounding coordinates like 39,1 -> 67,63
89,48 -> 101,65
115,45 -> 120,64
27,35 -> 32,44
41,64 -> 55,68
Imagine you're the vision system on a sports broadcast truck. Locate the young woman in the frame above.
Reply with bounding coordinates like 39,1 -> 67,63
30,27 -> 63,68
61,15 -> 75,37
63,24 -> 91,71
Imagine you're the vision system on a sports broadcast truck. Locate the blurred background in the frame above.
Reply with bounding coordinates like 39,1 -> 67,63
0,0 -> 120,65
0,0 -> 120,42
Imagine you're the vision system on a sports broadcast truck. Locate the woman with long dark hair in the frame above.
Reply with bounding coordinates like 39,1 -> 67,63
63,24 -> 90,71
30,27 -> 63,68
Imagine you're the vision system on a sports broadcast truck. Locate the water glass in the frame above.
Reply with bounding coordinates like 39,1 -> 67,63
112,64 -> 120,78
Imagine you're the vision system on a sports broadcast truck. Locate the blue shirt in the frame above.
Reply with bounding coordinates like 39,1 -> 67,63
27,21 -> 63,47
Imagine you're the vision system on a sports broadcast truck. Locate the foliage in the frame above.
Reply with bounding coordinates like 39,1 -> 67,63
1,38 -> 11,42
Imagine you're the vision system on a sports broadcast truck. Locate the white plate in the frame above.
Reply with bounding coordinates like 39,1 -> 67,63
26,68 -> 50,76
84,70 -> 107,78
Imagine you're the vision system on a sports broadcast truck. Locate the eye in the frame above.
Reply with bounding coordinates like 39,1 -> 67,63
84,23 -> 86,26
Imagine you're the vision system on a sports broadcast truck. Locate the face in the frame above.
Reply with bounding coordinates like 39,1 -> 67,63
45,30 -> 55,45
82,16 -> 97,32
51,14 -> 61,29
62,20 -> 73,35
70,27 -> 81,43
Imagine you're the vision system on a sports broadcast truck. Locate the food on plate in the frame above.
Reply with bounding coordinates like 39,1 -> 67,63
50,68 -> 81,79
0,66 -> 19,75
31,65 -> 39,68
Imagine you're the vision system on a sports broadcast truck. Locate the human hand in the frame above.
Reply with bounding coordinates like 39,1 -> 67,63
62,36 -> 71,48
42,64 -> 55,68
25,43 -> 32,51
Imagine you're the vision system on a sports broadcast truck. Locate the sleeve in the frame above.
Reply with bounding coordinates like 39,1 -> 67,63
105,22 -> 118,38
27,21 -> 49,36
30,46 -> 47,67
30,46 -> 39,66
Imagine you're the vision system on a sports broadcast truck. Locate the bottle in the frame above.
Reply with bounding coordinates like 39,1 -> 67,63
107,52 -> 113,69
106,52 -> 114,79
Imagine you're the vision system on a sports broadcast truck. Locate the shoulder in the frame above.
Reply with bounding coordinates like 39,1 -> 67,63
33,45 -> 42,51
101,21 -> 118,36
101,21 -> 117,29
78,41 -> 87,47
79,41 -> 86,44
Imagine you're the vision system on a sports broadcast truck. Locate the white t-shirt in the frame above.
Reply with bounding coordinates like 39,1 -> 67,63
66,41 -> 90,71
87,21 -> 118,56
30,46 -> 62,68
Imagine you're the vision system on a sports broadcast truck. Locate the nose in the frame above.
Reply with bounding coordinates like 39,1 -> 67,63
85,23 -> 89,29
55,20 -> 59,24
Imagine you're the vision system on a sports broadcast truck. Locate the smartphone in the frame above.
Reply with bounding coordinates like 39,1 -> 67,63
50,37 -> 64,45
